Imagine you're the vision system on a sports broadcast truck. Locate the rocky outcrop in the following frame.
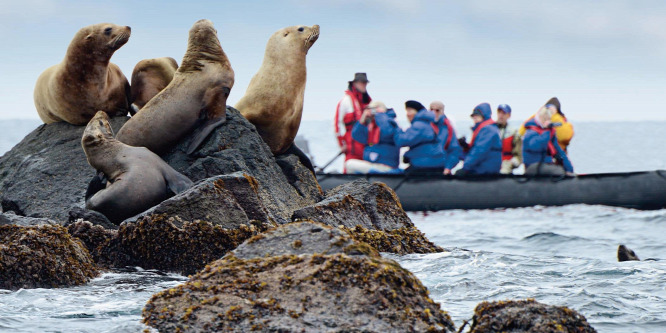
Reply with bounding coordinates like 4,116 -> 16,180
143,221 -> 456,333
468,299 -> 597,333
0,107 -> 320,225
0,224 -> 98,290
293,180 -> 443,254
0,117 -> 128,221
0,211 -> 57,226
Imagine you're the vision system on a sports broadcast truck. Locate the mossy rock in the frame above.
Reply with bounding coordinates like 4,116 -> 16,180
469,299 -> 597,333
0,224 -> 98,290
143,221 -> 455,332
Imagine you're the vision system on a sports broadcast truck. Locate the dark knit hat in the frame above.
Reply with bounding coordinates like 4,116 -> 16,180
349,72 -> 369,83
405,100 -> 425,111
546,97 -> 561,112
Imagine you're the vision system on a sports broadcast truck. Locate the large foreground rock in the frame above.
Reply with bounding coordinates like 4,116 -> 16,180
143,222 -> 455,332
0,224 -> 98,290
469,299 -> 597,333
0,107 -> 320,224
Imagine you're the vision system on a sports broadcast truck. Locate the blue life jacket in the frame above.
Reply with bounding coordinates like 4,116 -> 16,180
351,109 -> 400,168
394,109 -> 446,168
462,103 -> 502,174
434,115 -> 462,170
522,118 -> 574,173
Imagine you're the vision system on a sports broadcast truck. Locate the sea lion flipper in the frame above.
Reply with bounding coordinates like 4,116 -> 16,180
186,116 -> 226,154
84,172 -> 108,201
163,170 -> 194,195
186,85 -> 229,154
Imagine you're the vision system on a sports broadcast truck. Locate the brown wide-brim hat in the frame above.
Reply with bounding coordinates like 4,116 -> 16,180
349,72 -> 369,84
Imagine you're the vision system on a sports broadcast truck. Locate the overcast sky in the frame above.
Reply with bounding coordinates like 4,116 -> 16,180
1,0 -> 665,124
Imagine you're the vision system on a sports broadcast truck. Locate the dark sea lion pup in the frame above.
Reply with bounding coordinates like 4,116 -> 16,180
34,23 -> 131,125
116,19 -> 234,155
235,24 -> 320,172
129,57 -> 179,114
82,111 -> 193,224
617,244 -> 640,262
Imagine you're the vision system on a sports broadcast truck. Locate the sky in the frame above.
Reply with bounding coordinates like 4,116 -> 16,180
1,0 -> 665,125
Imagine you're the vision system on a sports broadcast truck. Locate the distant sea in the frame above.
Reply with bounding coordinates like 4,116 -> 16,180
1,119 -> 665,332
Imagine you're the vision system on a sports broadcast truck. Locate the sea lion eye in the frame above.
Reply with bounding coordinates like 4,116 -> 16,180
104,27 -> 112,36
283,32 -> 289,37
298,27 -> 304,32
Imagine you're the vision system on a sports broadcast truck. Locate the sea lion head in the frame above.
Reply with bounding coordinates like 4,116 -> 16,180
271,24 -> 320,55
180,19 -> 231,73
70,23 -> 131,59
82,111 -> 115,149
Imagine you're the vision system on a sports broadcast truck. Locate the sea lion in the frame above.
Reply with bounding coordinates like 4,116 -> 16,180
617,244 -> 640,262
116,19 -> 234,155
235,24 -> 319,171
129,57 -> 179,113
82,111 -> 193,224
34,23 -> 131,125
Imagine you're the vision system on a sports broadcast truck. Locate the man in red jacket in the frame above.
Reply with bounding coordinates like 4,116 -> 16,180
335,73 -> 372,167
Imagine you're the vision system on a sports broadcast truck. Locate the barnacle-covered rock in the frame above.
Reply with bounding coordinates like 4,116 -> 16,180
293,179 -> 442,254
143,221 -> 455,332
469,299 -> 597,333
0,224 -> 98,290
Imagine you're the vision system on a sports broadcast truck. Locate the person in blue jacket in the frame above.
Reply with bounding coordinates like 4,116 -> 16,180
522,104 -> 574,176
394,100 -> 446,174
434,113 -> 462,175
456,103 -> 502,175
347,101 -> 401,174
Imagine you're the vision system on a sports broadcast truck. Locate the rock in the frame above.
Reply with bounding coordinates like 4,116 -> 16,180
124,173 -> 273,227
468,299 -> 597,333
0,107 -> 319,225
163,107 -> 321,223
293,179 -> 443,254
67,220 -> 119,267
68,207 -> 117,229
110,214 -> 273,275
0,224 -> 98,290
275,154 -> 323,201
618,244 -> 640,262
0,117 -> 128,221
142,221 -> 456,333
0,211 -> 57,226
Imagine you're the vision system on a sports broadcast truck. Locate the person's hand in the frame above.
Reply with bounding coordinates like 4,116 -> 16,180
543,120 -> 552,128
510,156 -> 521,168
566,172 -> 576,177
443,168 -> 452,175
337,136 -> 346,151
360,109 -> 373,124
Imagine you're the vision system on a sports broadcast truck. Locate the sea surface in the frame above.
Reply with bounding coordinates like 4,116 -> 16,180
1,119 -> 665,332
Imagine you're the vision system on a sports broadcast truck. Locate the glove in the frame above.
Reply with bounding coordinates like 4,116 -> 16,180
510,156 -> 521,168
458,137 -> 470,152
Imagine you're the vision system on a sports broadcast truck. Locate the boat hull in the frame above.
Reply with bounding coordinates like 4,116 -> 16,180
316,171 -> 666,211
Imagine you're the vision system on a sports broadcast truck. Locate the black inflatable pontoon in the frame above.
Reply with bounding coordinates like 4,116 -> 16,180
315,170 -> 666,211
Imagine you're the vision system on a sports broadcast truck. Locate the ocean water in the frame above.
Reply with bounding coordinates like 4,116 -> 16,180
1,119 -> 665,332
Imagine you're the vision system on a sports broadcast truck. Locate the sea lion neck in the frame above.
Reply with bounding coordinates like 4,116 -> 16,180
180,26 -> 230,73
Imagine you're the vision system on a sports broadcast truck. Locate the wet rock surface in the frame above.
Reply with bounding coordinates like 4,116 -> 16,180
468,299 -> 597,333
143,221 -> 456,333
0,224 -> 98,290
0,211 -> 57,227
0,117 -> 128,221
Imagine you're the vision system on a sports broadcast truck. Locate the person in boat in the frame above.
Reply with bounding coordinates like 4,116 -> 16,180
345,101 -> 401,174
495,104 -> 522,174
519,97 -> 574,152
522,104 -> 575,176
335,73 -> 372,169
429,101 -> 445,121
394,100 -> 447,175
433,105 -> 462,175
456,103 -> 502,175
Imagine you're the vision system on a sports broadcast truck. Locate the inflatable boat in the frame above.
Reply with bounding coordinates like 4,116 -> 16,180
315,171 -> 666,211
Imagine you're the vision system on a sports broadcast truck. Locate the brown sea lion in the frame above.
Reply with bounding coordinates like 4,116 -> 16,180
82,111 -> 193,224
235,24 -> 319,170
116,19 -> 234,155
34,23 -> 131,125
617,244 -> 640,262
129,57 -> 179,113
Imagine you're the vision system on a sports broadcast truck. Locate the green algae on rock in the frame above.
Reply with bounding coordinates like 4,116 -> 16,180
0,224 -> 98,290
469,299 -> 597,333
143,222 -> 456,332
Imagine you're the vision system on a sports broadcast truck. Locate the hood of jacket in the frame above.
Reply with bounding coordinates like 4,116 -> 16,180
411,108 -> 435,124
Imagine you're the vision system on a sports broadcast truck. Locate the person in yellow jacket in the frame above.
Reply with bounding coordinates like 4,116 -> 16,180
519,97 -> 573,152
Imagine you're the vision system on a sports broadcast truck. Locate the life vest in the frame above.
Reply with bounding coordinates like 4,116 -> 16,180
525,125 -> 557,158
501,136 -> 514,160
334,89 -> 370,163
469,119 -> 495,148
